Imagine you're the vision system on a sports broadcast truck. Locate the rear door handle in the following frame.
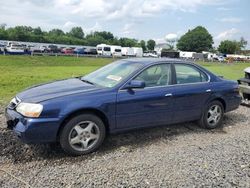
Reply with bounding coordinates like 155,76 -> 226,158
165,93 -> 173,97
206,89 -> 211,92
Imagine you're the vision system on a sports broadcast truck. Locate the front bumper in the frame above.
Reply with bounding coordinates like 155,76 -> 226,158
5,108 -> 61,144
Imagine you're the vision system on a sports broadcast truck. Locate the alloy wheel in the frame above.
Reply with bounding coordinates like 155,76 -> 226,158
68,121 -> 100,152
207,105 -> 222,127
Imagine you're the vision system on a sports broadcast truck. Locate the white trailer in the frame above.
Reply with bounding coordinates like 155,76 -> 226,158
121,47 -> 134,56
96,44 -> 112,56
179,51 -> 195,59
110,45 -> 122,57
132,47 -> 143,57
202,51 -> 216,60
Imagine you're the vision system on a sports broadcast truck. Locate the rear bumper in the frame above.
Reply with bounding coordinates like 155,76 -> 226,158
5,108 -> 61,144
225,94 -> 242,112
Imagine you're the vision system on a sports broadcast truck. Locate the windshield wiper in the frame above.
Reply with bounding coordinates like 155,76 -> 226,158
80,78 -> 94,85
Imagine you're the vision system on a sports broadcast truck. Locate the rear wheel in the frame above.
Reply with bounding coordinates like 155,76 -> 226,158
60,114 -> 106,156
199,101 -> 224,129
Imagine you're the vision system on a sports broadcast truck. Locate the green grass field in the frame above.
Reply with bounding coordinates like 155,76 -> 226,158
0,56 -> 113,104
0,55 -> 250,104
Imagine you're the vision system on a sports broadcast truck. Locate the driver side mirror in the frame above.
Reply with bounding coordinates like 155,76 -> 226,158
123,80 -> 145,89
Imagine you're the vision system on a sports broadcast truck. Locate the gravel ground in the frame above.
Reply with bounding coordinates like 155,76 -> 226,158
0,106 -> 250,187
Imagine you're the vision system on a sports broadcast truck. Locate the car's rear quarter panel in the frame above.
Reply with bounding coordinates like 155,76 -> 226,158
209,80 -> 241,112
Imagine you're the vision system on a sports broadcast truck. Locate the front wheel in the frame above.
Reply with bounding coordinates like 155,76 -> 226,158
198,101 -> 224,129
60,114 -> 106,156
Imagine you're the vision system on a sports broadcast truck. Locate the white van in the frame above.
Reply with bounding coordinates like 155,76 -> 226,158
132,47 -> 143,57
121,47 -> 134,56
110,45 -> 122,57
96,44 -> 112,56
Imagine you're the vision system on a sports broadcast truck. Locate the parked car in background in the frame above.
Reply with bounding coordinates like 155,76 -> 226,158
143,51 -> 158,58
40,46 -> 47,52
213,54 -> 225,62
143,51 -> 150,57
46,45 -> 59,53
5,58 -> 241,156
28,45 -> 46,53
238,67 -> 250,101
5,42 -> 25,54
74,47 -> 85,55
61,48 -> 74,54
83,47 -> 97,55
218,56 -> 225,62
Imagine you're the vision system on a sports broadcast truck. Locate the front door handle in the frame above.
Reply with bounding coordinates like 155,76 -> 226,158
165,93 -> 173,97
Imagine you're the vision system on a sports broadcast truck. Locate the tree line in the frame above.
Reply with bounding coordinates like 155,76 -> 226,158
176,26 -> 248,54
0,24 -> 248,54
0,25 -> 156,50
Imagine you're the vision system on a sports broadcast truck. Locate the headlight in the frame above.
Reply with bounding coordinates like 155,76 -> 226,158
16,103 -> 43,117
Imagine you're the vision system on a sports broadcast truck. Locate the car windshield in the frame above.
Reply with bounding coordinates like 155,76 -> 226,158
82,61 -> 143,88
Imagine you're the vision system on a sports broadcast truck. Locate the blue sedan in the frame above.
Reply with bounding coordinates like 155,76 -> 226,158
5,58 -> 241,155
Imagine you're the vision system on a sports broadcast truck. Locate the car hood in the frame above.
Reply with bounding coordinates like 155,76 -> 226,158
17,78 -> 101,103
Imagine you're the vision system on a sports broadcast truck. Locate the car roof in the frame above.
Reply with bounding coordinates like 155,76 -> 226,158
122,58 -> 193,66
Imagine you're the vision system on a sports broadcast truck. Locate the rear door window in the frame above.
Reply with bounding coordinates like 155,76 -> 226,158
174,64 -> 208,84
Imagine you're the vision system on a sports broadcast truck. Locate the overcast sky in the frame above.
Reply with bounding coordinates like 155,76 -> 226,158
0,0 -> 249,48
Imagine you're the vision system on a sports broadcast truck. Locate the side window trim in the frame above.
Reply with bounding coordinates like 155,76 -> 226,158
173,63 -> 210,85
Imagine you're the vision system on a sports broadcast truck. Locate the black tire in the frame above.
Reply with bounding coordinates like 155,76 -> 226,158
198,100 -> 224,129
243,93 -> 250,100
59,114 -> 106,156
